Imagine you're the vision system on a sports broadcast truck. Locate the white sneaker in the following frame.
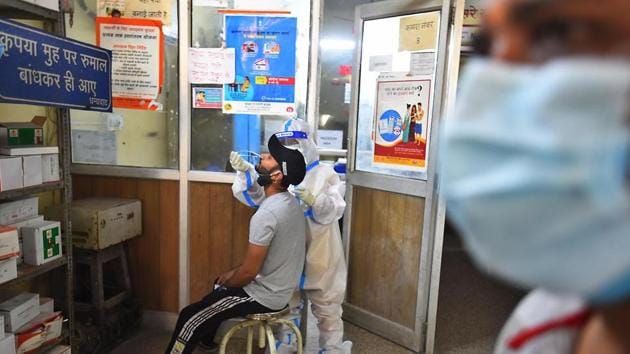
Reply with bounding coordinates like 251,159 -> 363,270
319,341 -> 353,354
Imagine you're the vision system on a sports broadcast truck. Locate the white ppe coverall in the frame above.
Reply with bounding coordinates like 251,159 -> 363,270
231,119 -> 350,353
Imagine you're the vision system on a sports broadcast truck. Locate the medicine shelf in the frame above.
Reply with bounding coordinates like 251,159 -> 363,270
1,1 -> 77,350
1,257 -> 68,287
0,181 -> 63,201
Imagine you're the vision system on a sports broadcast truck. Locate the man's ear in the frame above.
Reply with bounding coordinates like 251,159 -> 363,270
272,172 -> 284,185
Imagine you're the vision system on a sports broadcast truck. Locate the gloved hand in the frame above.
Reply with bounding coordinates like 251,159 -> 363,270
294,187 -> 316,206
230,151 -> 251,172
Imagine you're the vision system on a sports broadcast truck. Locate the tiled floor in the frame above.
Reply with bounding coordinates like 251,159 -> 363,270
110,317 -> 411,354
111,231 -> 523,354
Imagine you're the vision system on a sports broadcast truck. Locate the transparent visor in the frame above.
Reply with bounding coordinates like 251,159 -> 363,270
237,150 -> 261,166
275,131 -> 307,150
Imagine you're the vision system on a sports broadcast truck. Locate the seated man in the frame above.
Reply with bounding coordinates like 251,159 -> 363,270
165,134 -> 307,354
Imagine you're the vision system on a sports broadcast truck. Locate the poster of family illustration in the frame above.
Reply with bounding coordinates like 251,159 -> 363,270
373,74 -> 432,173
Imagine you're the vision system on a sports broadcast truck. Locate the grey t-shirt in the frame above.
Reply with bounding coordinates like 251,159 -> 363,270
243,192 -> 306,310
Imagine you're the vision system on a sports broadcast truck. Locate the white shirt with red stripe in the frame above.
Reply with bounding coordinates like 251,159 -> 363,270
495,289 -> 591,354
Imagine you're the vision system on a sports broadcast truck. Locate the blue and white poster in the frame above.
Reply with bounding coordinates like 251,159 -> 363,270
223,15 -> 297,115
0,18 -> 112,112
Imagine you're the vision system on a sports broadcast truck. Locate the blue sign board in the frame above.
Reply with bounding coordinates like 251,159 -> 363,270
223,16 -> 297,115
0,18 -> 112,112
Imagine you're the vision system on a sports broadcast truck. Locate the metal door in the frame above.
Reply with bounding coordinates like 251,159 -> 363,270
342,0 -> 464,352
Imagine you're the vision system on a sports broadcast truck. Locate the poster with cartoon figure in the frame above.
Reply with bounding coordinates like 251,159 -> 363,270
223,15 -> 297,115
373,73 -> 432,173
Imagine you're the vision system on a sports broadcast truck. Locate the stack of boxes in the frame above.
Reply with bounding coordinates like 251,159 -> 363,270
0,227 -> 20,284
0,121 -> 60,192
0,195 -> 66,352
0,197 -> 63,272
0,291 -> 64,353
0,197 -> 38,284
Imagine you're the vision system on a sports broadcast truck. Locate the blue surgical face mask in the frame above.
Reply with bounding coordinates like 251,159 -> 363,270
440,58 -> 630,303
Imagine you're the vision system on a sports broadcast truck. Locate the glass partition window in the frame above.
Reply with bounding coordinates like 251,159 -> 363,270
316,0 -> 373,152
66,0 -> 179,168
190,0 -> 311,172
354,12 -> 440,180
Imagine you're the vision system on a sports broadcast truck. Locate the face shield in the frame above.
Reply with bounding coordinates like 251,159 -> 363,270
274,131 -> 308,151
282,119 -> 321,164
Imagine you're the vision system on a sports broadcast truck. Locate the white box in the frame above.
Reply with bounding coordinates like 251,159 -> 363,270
0,157 -> 23,192
22,155 -> 43,188
0,292 -> 39,332
8,216 -> 44,265
39,298 -> 53,313
41,154 -> 60,183
0,198 -> 38,225
0,258 -> 17,285
0,334 -> 15,354
22,221 -> 62,266
46,345 -> 71,354
46,198 -> 141,250
21,0 -> 59,11
0,146 -> 58,156
0,227 -> 19,260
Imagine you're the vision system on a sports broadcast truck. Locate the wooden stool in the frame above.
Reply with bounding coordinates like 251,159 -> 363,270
74,243 -> 132,324
218,307 -> 303,354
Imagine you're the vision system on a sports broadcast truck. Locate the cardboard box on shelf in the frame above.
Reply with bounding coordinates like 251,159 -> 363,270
0,123 -> 43,146
0,258 -> 17,285
0,197 -> 38,225
22,155 -> 43,188
15,311 -> 63,354
0,146 -> 59,156
22,221 -> 62,266
0,292 -> 39,332
46,199 -> 142,250
0,227 -> 19,260
39,298 -> 53,314
0,157 -> 24,192
41,154 -> 60,183
0,333 -> 15,354
7,215 -> 45,265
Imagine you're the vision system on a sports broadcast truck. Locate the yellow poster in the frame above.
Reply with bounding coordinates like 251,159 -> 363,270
399,12 -> 439,52
97,0 -> 172,25
463,0 -> 484,26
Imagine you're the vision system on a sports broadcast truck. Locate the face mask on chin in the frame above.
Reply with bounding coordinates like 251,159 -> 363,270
440,57 -> 630,302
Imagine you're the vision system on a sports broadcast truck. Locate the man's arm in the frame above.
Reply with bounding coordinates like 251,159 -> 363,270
219,243 -> 269,288
232,167 -> 266,208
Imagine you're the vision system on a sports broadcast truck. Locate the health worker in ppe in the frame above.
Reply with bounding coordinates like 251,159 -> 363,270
440,0 -> 630,353
229,119 -> 352,354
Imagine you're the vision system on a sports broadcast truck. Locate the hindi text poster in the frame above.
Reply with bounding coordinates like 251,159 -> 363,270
223,16 -> 297,115
373,72 -> 433,174
399,12 -> 439,52
97,0 -> 172,25
189,48 -> 235,84
96,17 -> 163,110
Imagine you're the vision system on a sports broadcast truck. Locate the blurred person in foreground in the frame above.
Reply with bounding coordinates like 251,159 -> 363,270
440,0 -> 630,353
